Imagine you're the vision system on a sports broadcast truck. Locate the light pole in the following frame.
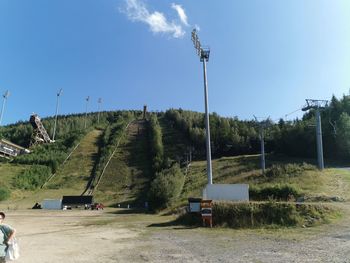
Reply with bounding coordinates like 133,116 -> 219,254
0,90 -> 10,126
84,96 -> 90,129
97,98 -> 102,124
191,29 -> 213,185
52,88 -> 63,141
254,116 -> 269,175
302,99 -> 328,170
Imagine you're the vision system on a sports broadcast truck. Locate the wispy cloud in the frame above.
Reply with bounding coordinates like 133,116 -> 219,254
123,0 -> 186,38
171,3 -> 189,26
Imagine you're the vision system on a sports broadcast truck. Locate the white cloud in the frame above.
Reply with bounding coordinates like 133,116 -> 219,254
124,0 -> 185,38
171,3 -> 189,26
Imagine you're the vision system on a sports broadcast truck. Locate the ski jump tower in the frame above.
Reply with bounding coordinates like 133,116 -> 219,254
29,114 -> 53,147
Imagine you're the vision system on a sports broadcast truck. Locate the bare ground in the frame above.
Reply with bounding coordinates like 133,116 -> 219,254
4,204 -> 350,263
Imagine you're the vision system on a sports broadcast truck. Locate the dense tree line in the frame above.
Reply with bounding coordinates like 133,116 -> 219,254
164,95 -> 350,162
147,114 -> 185,210
275,95 -> 350,160
148,114 -> 164,173
164,109 -> 261,158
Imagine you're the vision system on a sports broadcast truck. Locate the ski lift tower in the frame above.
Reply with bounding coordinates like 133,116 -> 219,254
302,99 -> 328,170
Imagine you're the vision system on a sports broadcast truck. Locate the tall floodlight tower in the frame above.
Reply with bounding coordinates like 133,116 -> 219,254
97,98 -> 102,124
0,90 -> 10,126
52,88 -> 63,141
191,29 -> 213,185
84,96 -> 90,129
302,99 -> 328,170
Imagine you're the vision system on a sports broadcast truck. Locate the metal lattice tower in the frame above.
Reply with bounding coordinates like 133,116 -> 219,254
29,114 -> 53,147
302,99 -> 328,170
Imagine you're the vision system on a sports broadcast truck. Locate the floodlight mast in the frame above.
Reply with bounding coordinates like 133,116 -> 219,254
84,96 -> 90,129
52,89 -> 63,141
302,99 -> 328,170
0,90 -> 10,126
97,98 -> 102,124
191,29 -> 212,185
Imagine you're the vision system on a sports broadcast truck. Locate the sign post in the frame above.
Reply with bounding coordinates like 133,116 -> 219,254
200,200 -> 213,228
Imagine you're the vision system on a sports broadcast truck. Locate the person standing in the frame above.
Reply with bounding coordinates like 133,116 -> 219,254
0,212 -> 16,263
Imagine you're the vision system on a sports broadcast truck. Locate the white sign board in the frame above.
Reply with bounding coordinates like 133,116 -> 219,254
203,184 -> 249,201
42,199 -> 62,210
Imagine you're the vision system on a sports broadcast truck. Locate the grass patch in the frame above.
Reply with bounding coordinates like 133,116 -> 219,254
12,165 -> 51,190
177,201 -> 339,228
249,184 -> 302,201
0,186 -> 10,201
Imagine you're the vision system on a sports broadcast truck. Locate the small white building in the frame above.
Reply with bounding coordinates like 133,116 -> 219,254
203,184 -> 249,201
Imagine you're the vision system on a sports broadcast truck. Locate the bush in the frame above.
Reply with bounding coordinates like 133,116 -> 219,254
249,184 -> 301,201
148,164 -> 185,210
210,201 -> 335,228
266,163 -> 316,178
13,165 -> 51,190
148,115 -> 164,173
0,186 -> 10,201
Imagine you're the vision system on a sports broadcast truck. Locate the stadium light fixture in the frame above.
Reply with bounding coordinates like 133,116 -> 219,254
52,88 -> 63,141
97,98 -> 102,124
0,90 -> 10,126
191,29 -> 212,185
84,96 -> 90,129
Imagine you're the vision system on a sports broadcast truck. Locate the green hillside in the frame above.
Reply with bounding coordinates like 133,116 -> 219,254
44,129 -> 103,193
94,120 -> 152,206
0,98 -> 350,213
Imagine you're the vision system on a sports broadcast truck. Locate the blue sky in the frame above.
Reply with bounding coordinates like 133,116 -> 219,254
0,0 -> 349,125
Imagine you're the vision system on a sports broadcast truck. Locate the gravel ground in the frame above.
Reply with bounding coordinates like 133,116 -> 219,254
3,205 -> 350,263
123,205 -> 350,263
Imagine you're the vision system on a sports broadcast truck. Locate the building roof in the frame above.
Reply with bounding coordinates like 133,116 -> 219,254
62,195 -> 94,205
0,139 -> 25,150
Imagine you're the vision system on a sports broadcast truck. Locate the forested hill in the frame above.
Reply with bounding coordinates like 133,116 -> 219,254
161,94 -> 350,162
1,93 -> 350,166
0,94 -> 350,209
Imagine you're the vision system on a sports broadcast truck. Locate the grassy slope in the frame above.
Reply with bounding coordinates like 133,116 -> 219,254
94,120 -> 153,207
157,118 -> 350,205
0,129 -> 102,209
45,129 -> 102,191
1,114 -> 350,211
182,155 -> 350,201
159,116 -> 191,162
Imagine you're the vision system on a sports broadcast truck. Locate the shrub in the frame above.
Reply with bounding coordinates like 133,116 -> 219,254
148,163 -> 185,210
13,165 -> 51,190
266,163 -> 316,178
0,186 -> 10,201
210,201 -> 334,228
148,115 -> 164,173
249,184 -> 301,201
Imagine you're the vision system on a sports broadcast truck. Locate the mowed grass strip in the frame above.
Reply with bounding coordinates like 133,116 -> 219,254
94,120 -> 152,207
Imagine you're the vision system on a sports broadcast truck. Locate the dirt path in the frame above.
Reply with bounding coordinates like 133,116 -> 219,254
4,204 -> 350,263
